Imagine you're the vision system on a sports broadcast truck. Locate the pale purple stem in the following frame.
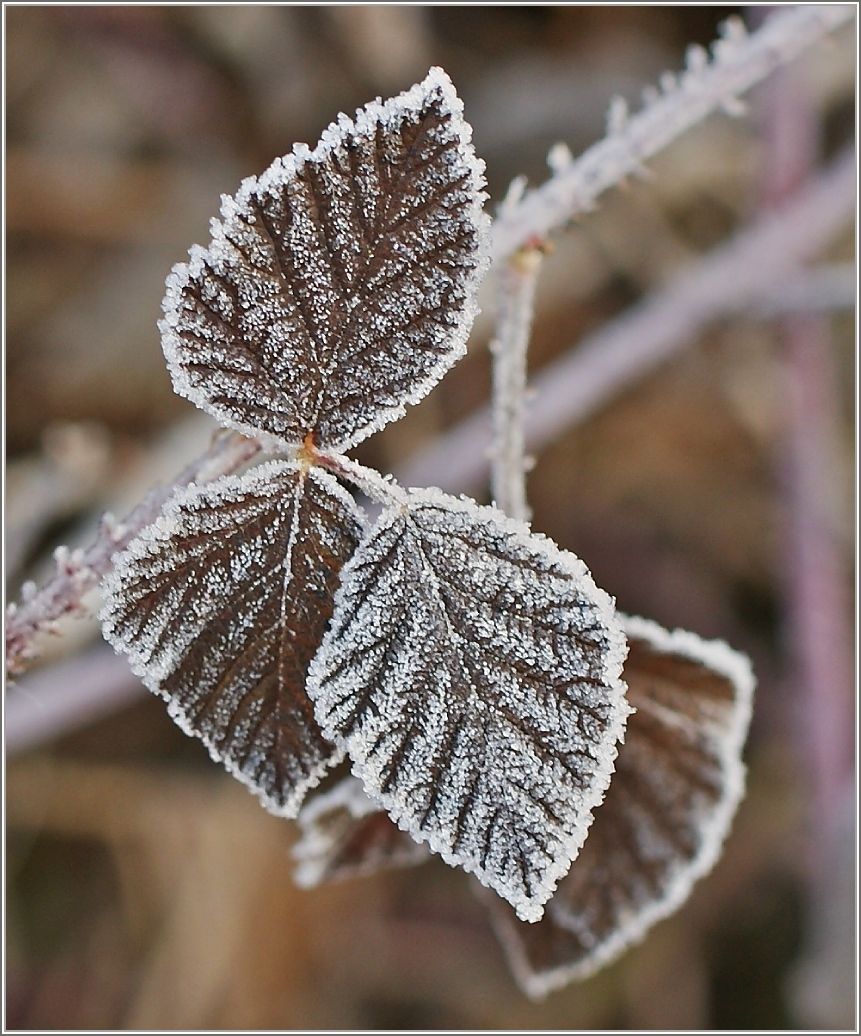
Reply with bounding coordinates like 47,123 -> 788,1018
779,313 -> 854,826
6,646 -> 144,755
757,56 -> 855,849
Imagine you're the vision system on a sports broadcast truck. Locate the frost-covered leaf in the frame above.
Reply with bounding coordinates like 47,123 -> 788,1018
293,774 -> 429,888
307,489 -> 630,922
101,461 -> 363,817
485,615 -> 755,998
161,67 -> 489,453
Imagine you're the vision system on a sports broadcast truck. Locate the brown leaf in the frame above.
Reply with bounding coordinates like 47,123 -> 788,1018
101,461 -> 363,817
160,68 -> 489,453
485,615 -> 754,997
292,775 -> 429,888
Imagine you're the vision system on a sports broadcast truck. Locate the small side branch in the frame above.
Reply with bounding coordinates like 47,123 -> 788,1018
489,243 -> 544,523
491,6 -> 855,262
5,430 -> 262,677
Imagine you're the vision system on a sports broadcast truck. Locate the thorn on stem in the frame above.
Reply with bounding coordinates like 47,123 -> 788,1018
547,143 -> 574,175
606,96 -> 630,136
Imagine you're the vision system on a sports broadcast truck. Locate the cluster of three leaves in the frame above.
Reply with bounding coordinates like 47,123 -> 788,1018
101,70 -> 631,924
101,68 -> 751,949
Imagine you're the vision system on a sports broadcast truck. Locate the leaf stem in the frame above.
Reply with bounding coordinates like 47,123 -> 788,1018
489,242 -> 544,522
316,452 -> 406,508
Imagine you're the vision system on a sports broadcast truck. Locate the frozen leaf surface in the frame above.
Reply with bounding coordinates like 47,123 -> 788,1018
101,461 -> 363,817
293,774 -> 429,888
486,615 -> 755,997
161,67 -> 489,453
308,489 -> 630,922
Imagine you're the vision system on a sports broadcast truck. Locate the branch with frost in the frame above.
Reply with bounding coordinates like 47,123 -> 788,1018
9,140 -> 853,750
491,5 -> 855,261
8,147 -> 851,682
489,182 -> 544,522
5,431 -> 261,677
400,143 -> 856,496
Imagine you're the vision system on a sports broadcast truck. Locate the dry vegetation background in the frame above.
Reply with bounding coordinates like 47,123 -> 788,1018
5,5 -> 856,1031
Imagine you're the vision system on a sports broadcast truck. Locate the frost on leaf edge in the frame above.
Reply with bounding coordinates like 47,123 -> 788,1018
307,486 -> 632,922
99,460 -> 358,819
159,66 -> 491,455
292,773 -> 431,889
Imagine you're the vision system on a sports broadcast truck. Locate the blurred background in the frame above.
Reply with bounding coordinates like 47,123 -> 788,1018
5,6 -> 856,1030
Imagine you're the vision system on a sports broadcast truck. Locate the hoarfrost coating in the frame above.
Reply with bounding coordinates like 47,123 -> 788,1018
97,61 -> 758,970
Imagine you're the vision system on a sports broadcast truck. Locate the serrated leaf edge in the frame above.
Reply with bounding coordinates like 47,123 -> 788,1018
160,67 -> 491,454
100,460 -> 359,818
307,487 -> 632,921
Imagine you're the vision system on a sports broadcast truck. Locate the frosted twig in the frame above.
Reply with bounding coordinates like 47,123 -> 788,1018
489,236 -> 544,523
491,5 -> 855,262
5,430 -> 262,677
398,144 -> 856,497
